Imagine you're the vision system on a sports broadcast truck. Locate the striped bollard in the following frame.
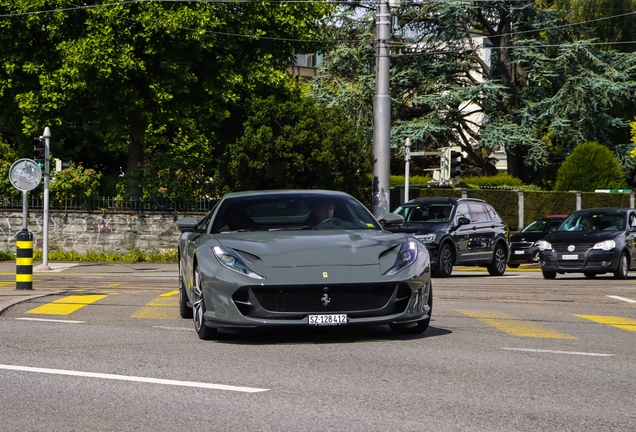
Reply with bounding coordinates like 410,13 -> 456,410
16,229 -> 34,290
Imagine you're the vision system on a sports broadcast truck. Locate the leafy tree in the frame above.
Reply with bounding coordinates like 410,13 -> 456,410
554,142 -> 625,191
0,138 -> 19,197
313,1 -> 636,187
215,85 -> 370,196
49,163 -> 102,201
0,0 -> 333,198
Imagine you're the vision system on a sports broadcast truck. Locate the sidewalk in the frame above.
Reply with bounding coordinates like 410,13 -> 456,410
0,261 -> 178,314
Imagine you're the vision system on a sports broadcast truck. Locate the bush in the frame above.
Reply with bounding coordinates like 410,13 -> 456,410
555,142 -> 626,192
0,249 -> 179,263
463,173 -> 526,188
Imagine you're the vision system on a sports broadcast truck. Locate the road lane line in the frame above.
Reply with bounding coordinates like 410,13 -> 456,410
153,326 -> 192,331
575,315 -> 636,332
131,296 -> 179,319
26,295 -> 107,315
501,348 -> 614,357
16,318 -> 85,324
0,364 -> 269,393
457,310 -> 577,339
607,295 -> 636,304
160,290 -> 179,297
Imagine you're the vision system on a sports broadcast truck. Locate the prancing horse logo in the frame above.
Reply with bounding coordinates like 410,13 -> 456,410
321,293 -> 331,307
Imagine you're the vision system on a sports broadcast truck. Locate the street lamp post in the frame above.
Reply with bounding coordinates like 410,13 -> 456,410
404,138 -> 411,202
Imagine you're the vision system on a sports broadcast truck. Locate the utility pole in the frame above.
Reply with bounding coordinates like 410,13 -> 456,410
37,127 -> 52,271
372,0 -> 392,219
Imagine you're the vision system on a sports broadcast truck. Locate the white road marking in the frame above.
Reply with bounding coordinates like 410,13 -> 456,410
153,325 -> 192,331
0,364 -> 269,393
501,347 -> 614,357
607,295 -> 636,304
15,318 -> 85,324
35,263 -> 79,273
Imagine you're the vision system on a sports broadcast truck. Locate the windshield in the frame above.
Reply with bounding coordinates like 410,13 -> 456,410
395,203 -> 454,223
521,219 -> 550,233
557,211 -> 625,232
211,193 -> 381,232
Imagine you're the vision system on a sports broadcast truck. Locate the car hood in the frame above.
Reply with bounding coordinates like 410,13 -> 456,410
544,230 -> 622,244
388,222 -> 449,235
216,230 -> 409,267
509,232 -> 546,242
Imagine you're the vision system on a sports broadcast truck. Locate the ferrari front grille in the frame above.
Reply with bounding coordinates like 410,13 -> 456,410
235,284 -> 409,315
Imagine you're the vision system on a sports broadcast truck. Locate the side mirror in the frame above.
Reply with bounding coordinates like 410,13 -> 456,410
456,217 -> 471,226
380,213 -> 404,227
175,217 -> 201,233
548,227 -> 557,233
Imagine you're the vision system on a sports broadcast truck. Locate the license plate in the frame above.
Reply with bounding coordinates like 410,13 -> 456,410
562,254 -> 578,260
514,250 -> 524,255
308,314 -> 348,326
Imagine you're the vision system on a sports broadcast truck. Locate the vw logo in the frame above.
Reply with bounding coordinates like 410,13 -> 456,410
567,245 -> 575,252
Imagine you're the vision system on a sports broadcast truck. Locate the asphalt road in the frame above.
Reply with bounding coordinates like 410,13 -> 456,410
0,267 -> 635,431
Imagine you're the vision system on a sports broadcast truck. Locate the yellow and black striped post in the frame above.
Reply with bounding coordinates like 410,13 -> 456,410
16,229 -> 34,290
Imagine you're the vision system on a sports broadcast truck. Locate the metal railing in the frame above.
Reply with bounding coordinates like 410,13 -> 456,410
0,196 -> 218,213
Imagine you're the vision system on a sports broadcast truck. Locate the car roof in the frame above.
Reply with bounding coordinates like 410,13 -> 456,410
403,197 -> 486,205
570,207 -> 631,214
221,189 -> 352,199
545,214 -> 568,219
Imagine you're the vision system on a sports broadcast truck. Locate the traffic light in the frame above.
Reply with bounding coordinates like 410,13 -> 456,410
33,138 -> 46,169
450,150 -> 463,184
54,158 -> 71,172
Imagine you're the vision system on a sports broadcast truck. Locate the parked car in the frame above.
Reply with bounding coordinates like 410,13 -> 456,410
538,208 -> 636,279
176,189 -> 432,340
508,214 -> 568,267
388,197 -> 509,277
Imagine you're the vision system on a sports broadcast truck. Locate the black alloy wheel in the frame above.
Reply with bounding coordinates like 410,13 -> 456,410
613,253 -> 629,280
192,264 -> 219,340
542,270 -> 557,279
390,285 -> 433,335
434,243 -> 453,278
179,262 -> 193,319
487,244 -> 507,276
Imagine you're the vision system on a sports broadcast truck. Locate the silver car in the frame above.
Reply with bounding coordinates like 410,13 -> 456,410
176,190 -> 432,340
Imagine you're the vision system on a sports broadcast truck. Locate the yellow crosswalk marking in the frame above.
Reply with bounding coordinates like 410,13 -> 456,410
27,295 -> 107,315
457,310 -> 577,339
575,315 -> 636,332
131,296 -> 178,319
160,290 -> 179,297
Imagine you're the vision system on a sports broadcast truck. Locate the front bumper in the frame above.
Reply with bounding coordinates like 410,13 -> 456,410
539,248 -> 620,273
509,244 -> 540,264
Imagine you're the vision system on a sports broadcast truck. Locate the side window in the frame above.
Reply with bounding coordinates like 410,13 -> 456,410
468,203 -> 488,223
485,205 -> 499,221
198,211 -> 214,232
455,204 -> 470,222
630,212 -> 636,230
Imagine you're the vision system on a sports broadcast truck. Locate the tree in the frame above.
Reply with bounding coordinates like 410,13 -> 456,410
215,85 -> 370,196
0,138 -> 19,197
0,0 -> 333,198
554,142 -> 625,191
312,1 -> 636,187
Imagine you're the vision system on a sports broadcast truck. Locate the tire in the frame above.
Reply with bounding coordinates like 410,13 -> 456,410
192,264 -> 218,340
434,243 -> 453,278
390,285 -> 433,335
487,243 -> 507,276
507,263 -> 520,269
542,270 -> 557,279
613,252 -> 629,280
584,272 -> 597,279
179,262 -> 193,319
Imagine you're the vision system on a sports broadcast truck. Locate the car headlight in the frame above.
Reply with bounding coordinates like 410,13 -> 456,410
537,240 -> 552,251
414,233 -> 436,243
383,241 -> 418,276
593,240 -> 616,251
213,246 -> 265,279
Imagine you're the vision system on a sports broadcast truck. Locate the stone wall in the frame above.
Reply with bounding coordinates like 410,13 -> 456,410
0,209 -> 206,253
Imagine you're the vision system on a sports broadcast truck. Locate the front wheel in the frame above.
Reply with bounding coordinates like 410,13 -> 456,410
178,261 -> 193,319
487,244 -> 507,276
192,264 -> 219,340
613,253 -> 629,280
542,270 -> 557,279
433,243 -> 453,278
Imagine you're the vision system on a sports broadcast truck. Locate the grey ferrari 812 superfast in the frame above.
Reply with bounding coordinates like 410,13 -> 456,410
176,190 -> 432,340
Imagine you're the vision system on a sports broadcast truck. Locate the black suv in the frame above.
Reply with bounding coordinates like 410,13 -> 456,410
388,197 -> 509,277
